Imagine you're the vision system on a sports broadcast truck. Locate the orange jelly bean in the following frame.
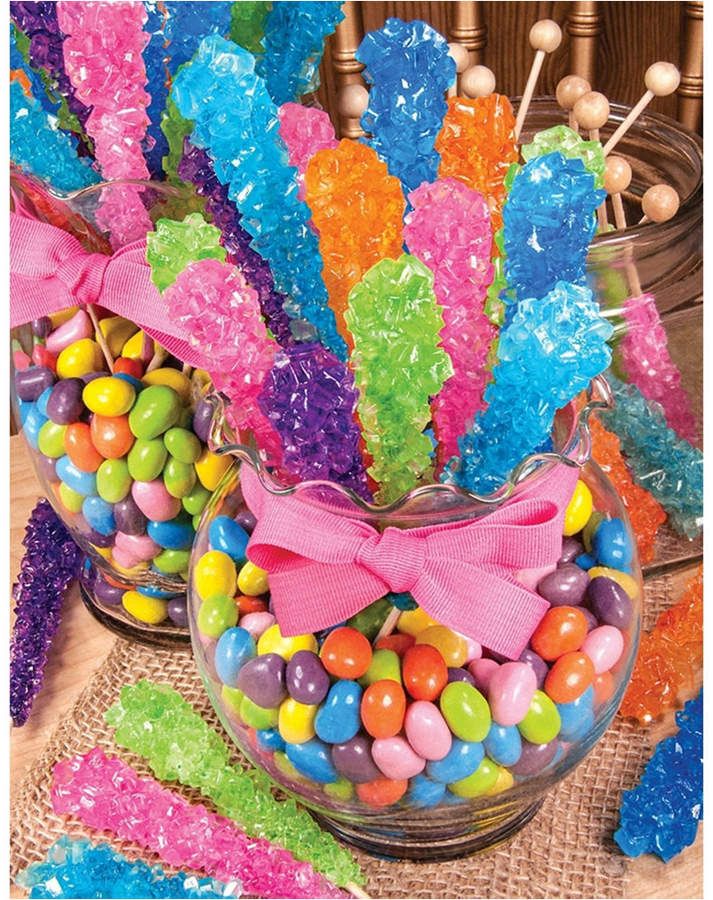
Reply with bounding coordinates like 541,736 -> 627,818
90,414 -> 135,459
237,594 -> 268,615
593,671 -> 616,706
356,777 -> 408,808
530,606 -> 588,661
375,633 -> 415,657
544,651 -> 595,703
114,357 -> 144,379
64,422 -> 104,472
320,626 -> 373,679
361,680 -> 407,738
402,644 -> 448,701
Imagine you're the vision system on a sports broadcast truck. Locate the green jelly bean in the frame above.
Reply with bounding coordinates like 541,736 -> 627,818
127,437 -> 168,481
448,757 -> 499,798
221,684 -> 244,717
197,595 -> 238,639
38,421 -> 67,458
59,481 -> 84,513
324,778 -> 354,801
359,649 -> 402,687
582,511 -> 604,552
128,384 -> 182,439
239,694 -> 279,730
153,548 -> 191,575
192,513 -> 202,532
439,682 -> 492,743
164,426 -> 202,464
177,406 -> 193,429
164,457 -> 197,498
96,458 -> 132,503
346,597 -> 393,640
182,482 -> 212,516
518,690 -> 562,745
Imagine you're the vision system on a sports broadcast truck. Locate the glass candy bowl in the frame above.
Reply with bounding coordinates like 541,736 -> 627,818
188,381 -> 642,860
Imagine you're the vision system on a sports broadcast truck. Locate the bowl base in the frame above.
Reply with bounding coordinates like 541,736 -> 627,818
312,799 -> 544,861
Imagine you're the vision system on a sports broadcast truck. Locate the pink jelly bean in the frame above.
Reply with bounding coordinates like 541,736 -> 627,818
239,611 -> 275,640
469,658 -> 500,692
131,480 -> 182,522
488,661 -> 537,726
404,700 -> 453,761
581,625 -> 624,675
46,310 -> 94,354
114,531 -> 161,561
460,634 -> 482,662
111,546 -> 142,570
372,736 -> 426,780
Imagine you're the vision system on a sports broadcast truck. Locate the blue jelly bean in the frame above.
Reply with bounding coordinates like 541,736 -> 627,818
82,496 -> 116,536
214,627 -> 256,687
484,724 -> 523,767
315,680 -> 362,744
576,552 -> 597,571
592,517 -> 633,569
17,398 -> 31,425
56,455 -> 97,496
136,584 -> 183,599
23,405 -> 47,450
557,685 -> 595,742
426,739 -> 485,784
147,518 -> 195,550
285,737 -> 338,783
257,727 -> 286,753
113,373 -> 144,391
208,515 -> 250,562
407,774 -> 447,808
388,591 -> 417,611
36,386 -> 53,418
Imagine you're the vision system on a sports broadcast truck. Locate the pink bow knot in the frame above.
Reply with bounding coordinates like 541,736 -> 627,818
356,529 -> 425,594
55,248 -> 111,309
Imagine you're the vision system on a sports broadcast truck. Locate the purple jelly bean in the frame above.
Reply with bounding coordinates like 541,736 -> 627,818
32,316 -> 52,338
86,528 -> 115,548
15,366 -> 55,401
331,734 -> 382,783
80,371 -> 106,384
192,398 -> 214,443
94,576 -> 125,606
587,576 -> 633,629
559,537 -> 584,565
237,653 -> 287,708
518,648 -> 549,689
37,454 -> 58,482
167,597 -> 189,627
235,509 -> 257,534
447,667 -> 476,685
537,563 -> 589,606
285,650 -> 330,704
46,378 -> 85,425
580,607 -> 599,632
113,497 -> 147,535
510,739 -> 559,776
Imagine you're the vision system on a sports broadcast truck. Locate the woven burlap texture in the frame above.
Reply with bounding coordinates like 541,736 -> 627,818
11,576 -> 676,900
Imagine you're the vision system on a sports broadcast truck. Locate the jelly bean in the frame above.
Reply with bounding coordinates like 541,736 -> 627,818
439,682 -> 491,742
359,648 -> 401,686
114,531 -> 160,561
372,736 -> 425,780
517,648 -> 548,689
240,694 -> 279,730
559,536 -> 584,564
83,376 -> 135,417
136,583 -> 181,600
278,697 -> 318,744
237,561 -> 269,596
153,548 -> 191,574
99,317 -> 139,357
485,766 -> 515,796
32,317 -> 52,339
194,447 -> 233,491
416,625 -> 468,667
122,590 -> 167,625
163,457 -> 197,498
483,724 -> 522,766
237,653 -> 287,708
37,420 -> 67,458
582,511 -> 603,552
234,509 -> 257,533
90,414 -> 135,458
23,405 -> 47,449
56,456 -> 97,496
517,690 -> 561,744
58,482 -> 84,513
324,776 -> 355,806
129,384 -> 182,439
257,623 -> 318,660
163,426 -> 202,463
576,552 -> 596,570
361,680 -> 407,739
537,563 -> 589,606
356,777 -> 408,808
256,727 -> 285,753
215,626 -> 256,685
131,479 -> 182,522
273,750 -> 307,782
563,480 -> 593,536
113,357 -> 144,379
407,774 -> 446,808
94,577 -> 125,606
127,438 -> 168,481
530,606 -> 588,661
46,378 -> 84,424
182,482 -> 212,517
94,459 -> 131,504
581,625 -> 624,674
56,339 -> 103,379
109,548 -> 143,571
113,496 -> 147,535
114,373 -> 143,393
426,738 -> 484,783
239,611 -> 276,641
36,387 -> 53,418
581,608 -> 599,632
593,671 -> 615,706
448,756 -> 499,798
375,633 -> 415,656
82,495 -> 116,536
510,738 -> 559,776
49,309 -> 77,328
320,627 -> 372,679
38,453 -> 58,482
468,658 -> 500,693
404,700 -> 452,761
141,367 -> 192,402
286,737 -> 338,783
593,517 -> 633,569
588,566 -> 640,600
315,680 -> 363,744
587,576 -> 633,629
402,644 -> 448,701
122,329 -> 154,362
197,595 -> 238,638
15,366 -> 55,401
285,650 -> 330,704
208,516 -> 249,562
46,309 -> 93,354
147,517 -> 194,550
556,685 -> 595,741
167,598 -> 189,627
237,595 -> 267,615
32,345 -> 56,371
488,661 -> 537,726
63,422 -> 103,473
221,685 -> 245,718
462,635 -> 482,663
191,398 -> 214,443
397,607 -> 438,637
544,651 -> 595,704
331,734 -> 381,783
447,667 -> 476,686
346,597 -> 392,640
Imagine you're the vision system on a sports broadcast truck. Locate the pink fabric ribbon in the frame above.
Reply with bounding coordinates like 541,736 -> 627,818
242,461 -> 580,659
10,211 -> 206,368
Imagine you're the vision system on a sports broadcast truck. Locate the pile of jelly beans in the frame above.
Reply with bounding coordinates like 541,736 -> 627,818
14,307 -> 232,627
193,476 -> 637,809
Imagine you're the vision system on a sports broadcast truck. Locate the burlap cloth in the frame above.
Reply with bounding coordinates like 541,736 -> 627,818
9,573 -> 687,899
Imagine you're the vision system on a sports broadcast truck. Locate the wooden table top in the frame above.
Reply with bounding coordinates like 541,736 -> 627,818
9,435 -> 702,898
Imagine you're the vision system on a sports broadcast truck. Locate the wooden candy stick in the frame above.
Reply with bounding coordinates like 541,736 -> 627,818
603,62 -> 681,156
555,75 -> 591,131
460,64 -> 496,99
603,155 -> 641,295
573,91 -> 611,230
514,19 -> 563,141
638,183 -> 680,225
447,42 -> 470,97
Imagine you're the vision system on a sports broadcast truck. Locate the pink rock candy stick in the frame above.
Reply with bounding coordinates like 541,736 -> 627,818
51,748 -> 346,900
403,178 -> 496,467
57,2 -> 153,247
277,103 -> 338,200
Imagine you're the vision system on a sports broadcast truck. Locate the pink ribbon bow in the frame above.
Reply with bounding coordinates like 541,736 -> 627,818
10,211 -> 206,368
242,462 -> 580,659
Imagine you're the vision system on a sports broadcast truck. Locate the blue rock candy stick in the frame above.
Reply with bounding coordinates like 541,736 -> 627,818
142,1 -> 170,179
163,1 -> 233,78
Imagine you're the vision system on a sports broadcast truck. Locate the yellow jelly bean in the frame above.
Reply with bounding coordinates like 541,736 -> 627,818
221,685 -> 244,717
56,339 -> 104,379
237,561 -> 269,596
274,750 -> 308,782
58,481 -> 84,513
194,550 -> 237,602
448,757 -> 499,798
93,545 -> 113,560
49,307 -> 78,328
142,367 -> 192,402
278,696 -> 318,744
99,316 -> 139,357
122,329 -> 156,360
416,625 -> 468,667
484,766 -> 514,796
397,606 -> 439,637
563,480 -> 593,537
257,623 -> 318,660
122,590 -> 168,625
83,376 -> 136,417
194,448 -> 232,491
588,566 -> 641,600
112,559 -> 150,577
